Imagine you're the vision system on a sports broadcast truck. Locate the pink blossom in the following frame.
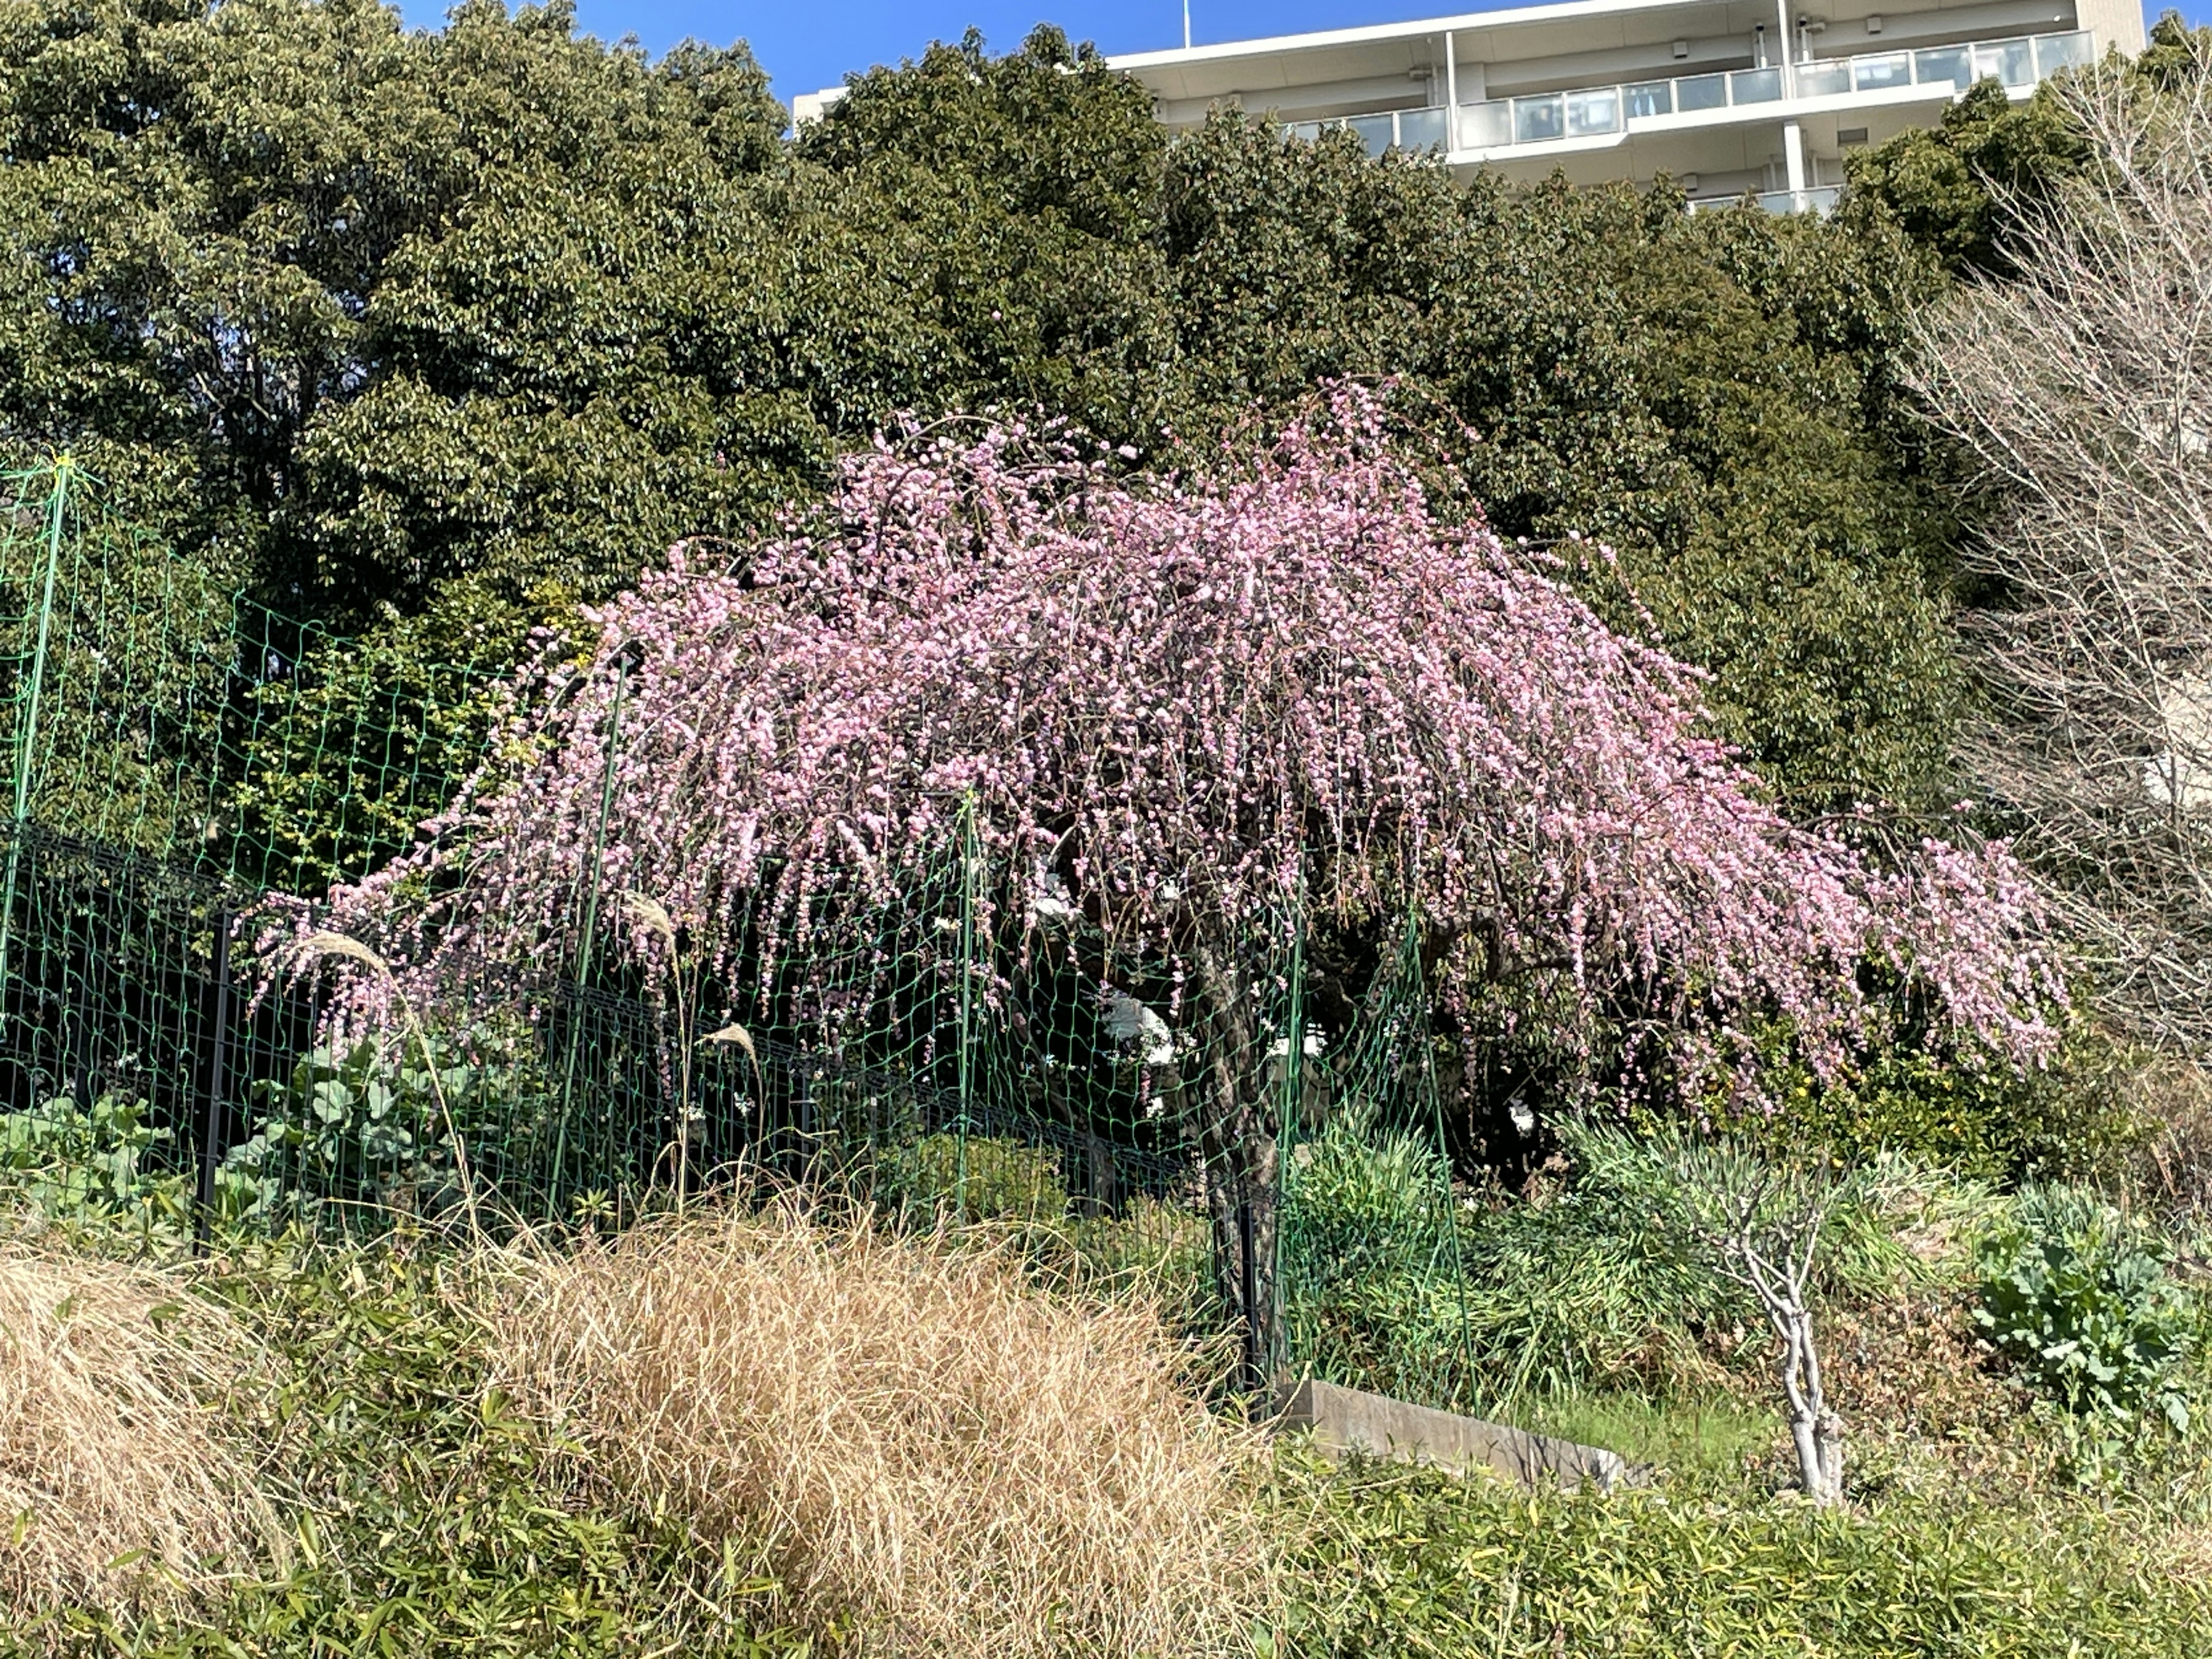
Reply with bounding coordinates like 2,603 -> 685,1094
305,392 -> 2063,1103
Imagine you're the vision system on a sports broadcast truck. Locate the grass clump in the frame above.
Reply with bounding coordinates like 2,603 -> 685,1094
92,1236 -> 810,1657
0,1244 -> 281,1640
485,1202 -> 1271,1658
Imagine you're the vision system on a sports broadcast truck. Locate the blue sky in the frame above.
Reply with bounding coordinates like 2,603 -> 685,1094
396,0 -> 2173,107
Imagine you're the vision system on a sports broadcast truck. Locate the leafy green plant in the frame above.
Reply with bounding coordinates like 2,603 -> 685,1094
877,1132 -> 1071,1225
226,1022 -> 543,1225
0,1092 -> 195,1246
1279,1107 -> 1741,1412
1974,1185 -> 2202,1432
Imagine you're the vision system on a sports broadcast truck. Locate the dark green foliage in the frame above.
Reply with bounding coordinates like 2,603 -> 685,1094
1974,1185 -> 2203,1431
0,0 -> 795,619
227,1023 -> 552,1224
877,1130 -> 1071,1224
1279,1455 -> 2212,1657
1840,78 -> 2091,278
1713,1018 -> 2145,1184
219,578 -> 551,891
1150,118 -> 1960,811
0,4 -> 1982,820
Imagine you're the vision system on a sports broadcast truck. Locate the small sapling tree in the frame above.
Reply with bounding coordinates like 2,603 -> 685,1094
1675,1139 -> 1850,1505
304,392 -> 2061,1369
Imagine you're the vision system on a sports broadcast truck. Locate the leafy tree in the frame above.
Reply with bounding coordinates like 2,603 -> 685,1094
0,6 -> 1983,824
300,402 -> 2060,1363
1840,78 -> 2091,278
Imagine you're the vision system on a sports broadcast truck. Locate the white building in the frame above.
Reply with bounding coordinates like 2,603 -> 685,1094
1105,0 -> 2144,211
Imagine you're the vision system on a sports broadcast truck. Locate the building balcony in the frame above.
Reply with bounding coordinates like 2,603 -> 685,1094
1687,185 -> 1843,214
1285,26 -> 2094,165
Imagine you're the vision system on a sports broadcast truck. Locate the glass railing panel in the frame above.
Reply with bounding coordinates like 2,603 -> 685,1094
2035,29 -> 2093,76
1973,37 -> 2034,87
1565,86 -> 1622,135
1513,94 -> 1566,142
1731,66 -> 1784,104
1748,187 -> 1841,215
1914,46 -> 1972,89
1459,100 -> 1512,149
1853,51 -> 1913,90
1397,105 -> 1448,150
1796,60 -> 1849,96
1306,26 -> 2092,169
1676,73 -> 1728,112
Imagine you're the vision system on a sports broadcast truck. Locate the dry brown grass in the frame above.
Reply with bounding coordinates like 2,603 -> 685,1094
0,1244 -> 282,1625
485,1203 -> 1272,1657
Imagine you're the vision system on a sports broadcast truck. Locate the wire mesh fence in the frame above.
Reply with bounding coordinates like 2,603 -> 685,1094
0,458 -> 1485,1405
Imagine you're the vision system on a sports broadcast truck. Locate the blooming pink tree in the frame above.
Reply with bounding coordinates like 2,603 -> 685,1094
313,393 -> 2061,1348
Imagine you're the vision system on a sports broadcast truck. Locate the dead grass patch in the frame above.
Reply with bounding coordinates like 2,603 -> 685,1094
0,1244 -> 282,1628
486,1203 -> 1272,1657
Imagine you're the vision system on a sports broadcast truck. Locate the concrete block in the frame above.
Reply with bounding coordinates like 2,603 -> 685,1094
1274,1376 -> 1640,1493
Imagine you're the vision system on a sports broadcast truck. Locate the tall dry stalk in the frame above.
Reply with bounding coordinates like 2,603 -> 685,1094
1914,41 -> 2212,1051
0,1245 -> 282,1632
484,1203 -> 1272,1657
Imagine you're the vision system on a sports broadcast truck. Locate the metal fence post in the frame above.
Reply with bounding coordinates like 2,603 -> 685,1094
1238,1188 -> 1261,1395
954,804 -> 979,1220
0,460 -> 71,993
195,907 -> 232,1253
551,657 -> 628,1211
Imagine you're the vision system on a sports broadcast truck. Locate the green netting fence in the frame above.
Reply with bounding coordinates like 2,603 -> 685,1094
0,459 -> 1485,1405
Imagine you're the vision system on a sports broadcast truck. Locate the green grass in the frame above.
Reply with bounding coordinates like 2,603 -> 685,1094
1276,1452 -> 2212,1658
1514,1390 -> 1781,1487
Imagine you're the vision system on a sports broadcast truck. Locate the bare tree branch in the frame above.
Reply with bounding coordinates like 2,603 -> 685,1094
1914,44 -> 2212,1052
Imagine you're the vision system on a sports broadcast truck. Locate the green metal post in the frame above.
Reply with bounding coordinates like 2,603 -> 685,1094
953,800 -> 978,1221
0,459 -> 72,991
550,658 -> 627,1210
1270,881 -> 1305,1395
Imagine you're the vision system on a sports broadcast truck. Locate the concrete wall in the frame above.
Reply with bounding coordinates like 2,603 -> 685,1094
1275,1377 -> 1643,1494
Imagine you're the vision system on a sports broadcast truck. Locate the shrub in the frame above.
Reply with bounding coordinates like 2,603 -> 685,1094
0,1094 -> 195,1250
1973,1185 -> 2202,1432
875,1131 -> 1071,1225
223,1024 -> 550,1225
0,1245 -> 281,1640
1685,1013 -> 2139,1185
484,1203 -> 1271,1658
